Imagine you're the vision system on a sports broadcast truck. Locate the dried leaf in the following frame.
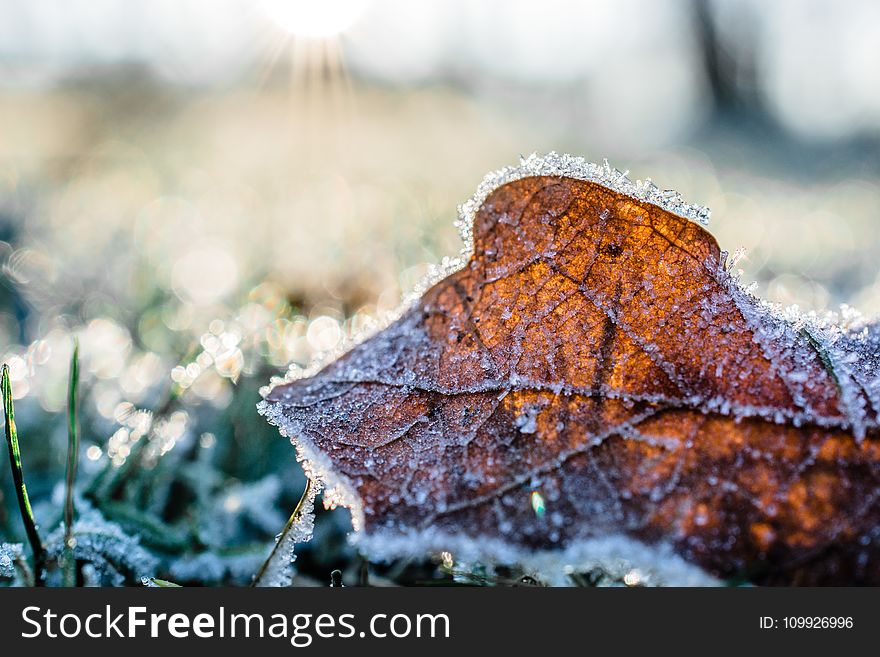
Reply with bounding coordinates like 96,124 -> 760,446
261,154 -> 880,585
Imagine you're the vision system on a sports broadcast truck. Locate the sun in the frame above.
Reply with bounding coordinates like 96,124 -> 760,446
260,0 -> 369,39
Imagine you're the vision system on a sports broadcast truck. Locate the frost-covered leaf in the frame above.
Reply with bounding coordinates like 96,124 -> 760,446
260,153 -> 880,585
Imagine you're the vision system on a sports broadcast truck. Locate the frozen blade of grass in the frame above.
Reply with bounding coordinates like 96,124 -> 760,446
65,340 -> 80,534
251,477 -> 312,587
63,340 -> 80,586
1,363 -> 45,584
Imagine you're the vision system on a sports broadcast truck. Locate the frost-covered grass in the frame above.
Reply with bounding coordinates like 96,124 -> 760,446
1,345 -> 317,586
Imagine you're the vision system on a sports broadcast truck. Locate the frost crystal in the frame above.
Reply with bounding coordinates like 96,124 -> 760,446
456,152 -> 711,257
0,543 -> 23,579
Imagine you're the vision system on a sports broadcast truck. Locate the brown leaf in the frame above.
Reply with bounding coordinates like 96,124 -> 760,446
261,156 -> 880,585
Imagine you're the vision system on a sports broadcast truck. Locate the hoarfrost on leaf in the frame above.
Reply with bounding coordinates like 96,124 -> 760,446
260,154 -> 880,585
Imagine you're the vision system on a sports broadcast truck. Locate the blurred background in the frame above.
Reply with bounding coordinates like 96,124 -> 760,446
0,0 -> 878,585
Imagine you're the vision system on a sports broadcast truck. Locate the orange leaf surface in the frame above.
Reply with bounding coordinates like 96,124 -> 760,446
261,155 -> 880,585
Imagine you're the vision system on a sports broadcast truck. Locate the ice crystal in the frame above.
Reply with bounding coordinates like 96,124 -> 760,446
0,543 -> 23,579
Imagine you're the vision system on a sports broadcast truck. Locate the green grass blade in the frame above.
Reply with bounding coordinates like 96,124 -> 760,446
252,478 -> 312,587
147,577 -> 181,588
1,363 -> 45,584
63,340 -> 80,586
